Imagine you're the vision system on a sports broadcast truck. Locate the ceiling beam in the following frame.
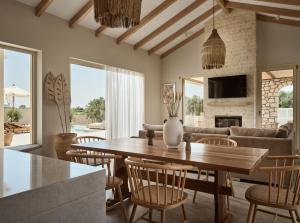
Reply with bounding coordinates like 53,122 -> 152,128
216,0 -> 231,14
258,0 -> 300,6
225,2 -> 300,18
95,26 -> 107,37
35,0 -> 53,17
266,71 -> 276,79
257,14 -> 300,27
134,0 -> 206,50
148,5 -> 221,55
160,28 -> 205,59
69,0 -> 94,28
116,0 -> 177,44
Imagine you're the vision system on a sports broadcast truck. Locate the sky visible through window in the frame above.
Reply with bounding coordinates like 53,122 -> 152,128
70,64 -> 106,108
185,81 -> 204,98
4,50 -> 31,108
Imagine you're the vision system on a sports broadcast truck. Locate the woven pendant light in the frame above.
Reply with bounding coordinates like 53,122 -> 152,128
94,0 -> 142,28
201,0 -> 226,70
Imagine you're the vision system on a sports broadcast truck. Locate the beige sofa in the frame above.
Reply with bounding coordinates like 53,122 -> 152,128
139,122 -> 293,183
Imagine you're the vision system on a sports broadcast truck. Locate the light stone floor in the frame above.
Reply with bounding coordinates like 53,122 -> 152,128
107,180 -> 291,223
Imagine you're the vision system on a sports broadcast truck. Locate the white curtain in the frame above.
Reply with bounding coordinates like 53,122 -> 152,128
105,65 -> 145,139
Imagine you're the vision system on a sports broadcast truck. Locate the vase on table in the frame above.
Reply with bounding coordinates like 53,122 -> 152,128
163,117 -> 183,148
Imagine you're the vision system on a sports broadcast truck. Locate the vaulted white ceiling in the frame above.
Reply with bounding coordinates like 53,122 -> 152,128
16,0 -> 300,58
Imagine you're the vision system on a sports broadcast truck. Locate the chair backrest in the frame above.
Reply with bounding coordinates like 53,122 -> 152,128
260,155 -> 300,208
125,158 -> 192,207
66,148 -> 120,186
197,137 -> 237,147
76,136 -> 105,143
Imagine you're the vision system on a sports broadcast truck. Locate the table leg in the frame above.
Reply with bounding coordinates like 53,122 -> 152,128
214,170 -> 231,223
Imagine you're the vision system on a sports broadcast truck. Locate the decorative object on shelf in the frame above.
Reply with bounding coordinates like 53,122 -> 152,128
146,130 -> 155,146
183,132 -> 192,151
162,83 -> 176,104
163,87 -> 183,148
201,0 -> 226,70
44,72 -> 76,161
94,0 -> 142,28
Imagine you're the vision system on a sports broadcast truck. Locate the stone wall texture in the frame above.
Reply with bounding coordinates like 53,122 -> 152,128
202,10 -> 257,128
262,77 -> 293,128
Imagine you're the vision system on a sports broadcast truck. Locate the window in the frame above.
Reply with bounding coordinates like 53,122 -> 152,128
183,78 -> 204,127
70,63 -> 107,139
0,48 -> 33,146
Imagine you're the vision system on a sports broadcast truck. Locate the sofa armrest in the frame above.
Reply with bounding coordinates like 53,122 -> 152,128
229,136 -> 292,156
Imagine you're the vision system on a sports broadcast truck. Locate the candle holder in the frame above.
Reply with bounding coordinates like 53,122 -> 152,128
183,132 -> 192,151
146,130 -> 155,146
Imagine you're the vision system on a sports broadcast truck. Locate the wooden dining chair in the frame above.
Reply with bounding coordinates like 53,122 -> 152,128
66,149 -> 128,223
246,155 -> 300,223
76,135 -> 106,143
125,158 -> 193,223
193,137 -> 237,209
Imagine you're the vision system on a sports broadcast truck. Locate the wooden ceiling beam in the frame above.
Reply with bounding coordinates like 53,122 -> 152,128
257,14 -> 300,27
266,71 -> 276,79
225,2 -> 300,18
35,0 -> 53,17
148,5 -> 221,55
116,0 -> 177,44
160,28 -> 205,59
216,0 -> 231,14
95,26 -> 107,37
134,0 -> 206,50
69,0 -> 94,28
258,0 -> 300,6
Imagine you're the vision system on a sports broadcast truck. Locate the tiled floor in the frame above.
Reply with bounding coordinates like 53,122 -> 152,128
107,181 -> 291,223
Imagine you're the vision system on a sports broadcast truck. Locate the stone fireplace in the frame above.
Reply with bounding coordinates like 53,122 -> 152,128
215,116 -> 242,128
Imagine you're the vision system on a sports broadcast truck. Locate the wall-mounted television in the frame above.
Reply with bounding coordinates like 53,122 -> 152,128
208,75 -> 247,98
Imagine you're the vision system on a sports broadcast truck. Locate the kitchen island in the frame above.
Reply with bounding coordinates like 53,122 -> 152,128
0,149 -> 106,223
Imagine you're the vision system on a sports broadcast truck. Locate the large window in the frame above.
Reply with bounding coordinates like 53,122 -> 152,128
70,63 -> 107,138
1,48 -> 33,147
183,78 -> 204,127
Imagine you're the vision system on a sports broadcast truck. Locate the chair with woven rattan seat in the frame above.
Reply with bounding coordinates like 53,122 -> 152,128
76,135 -> 106,143
66,149 -> 128,223
193,137 -> 238,209
246,155 -> 300,223
125,158 -> 193,223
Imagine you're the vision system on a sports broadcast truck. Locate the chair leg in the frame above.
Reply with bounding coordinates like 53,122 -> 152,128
246,203 -> 255,223
129,204 -> 137,223
226,195 -> 230,211
294,209 -> 300,221
116,185 -> 129,223
149,209 -> 152,223
161,210 -> 166,223
252,205 -> 257,223
193,169 -> 201,203
289,210 -> 297,223
181,204 -> 187,222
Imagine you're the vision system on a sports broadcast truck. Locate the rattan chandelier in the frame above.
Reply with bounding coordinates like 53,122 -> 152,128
201,0 -> 226,70
94,0 -> 142,28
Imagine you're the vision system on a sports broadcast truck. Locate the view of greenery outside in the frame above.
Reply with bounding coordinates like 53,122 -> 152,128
71,97 -> 105,123
185,95 -> 204,116
279,91 -> 293,108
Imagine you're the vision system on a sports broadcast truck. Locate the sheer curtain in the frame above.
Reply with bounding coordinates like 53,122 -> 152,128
105,65 -> 145,139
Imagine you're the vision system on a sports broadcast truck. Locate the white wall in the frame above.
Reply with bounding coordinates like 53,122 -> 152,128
0,0 -> 161,156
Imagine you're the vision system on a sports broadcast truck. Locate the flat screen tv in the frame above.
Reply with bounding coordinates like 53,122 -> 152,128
208,75 -> 247,98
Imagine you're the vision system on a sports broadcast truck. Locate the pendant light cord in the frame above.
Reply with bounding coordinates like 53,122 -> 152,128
213,0 -> 215,29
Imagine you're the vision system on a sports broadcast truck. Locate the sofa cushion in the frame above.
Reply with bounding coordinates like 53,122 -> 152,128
276,127 -> 288,138
143,123 -> 163,131
230,126 -> 277,138
183,126 -> 230,135
278,122 -> 293,138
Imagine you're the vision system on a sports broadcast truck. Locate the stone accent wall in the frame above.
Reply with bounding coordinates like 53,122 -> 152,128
202,10 -> 257,128
262,77 -> 293,128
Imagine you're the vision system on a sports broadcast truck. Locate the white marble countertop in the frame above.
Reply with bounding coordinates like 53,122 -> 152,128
0,149 -> 102,199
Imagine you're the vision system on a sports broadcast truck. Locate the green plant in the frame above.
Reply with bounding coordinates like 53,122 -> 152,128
186,95 -> 203,116
279,90 -> 293,108
85,97 -> 105,123
7,109 -> 22,122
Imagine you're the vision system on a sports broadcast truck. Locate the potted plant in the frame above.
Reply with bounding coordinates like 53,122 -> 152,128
6,108 -> 22,122
45,72 -> 77,161
163,87 -> 183,148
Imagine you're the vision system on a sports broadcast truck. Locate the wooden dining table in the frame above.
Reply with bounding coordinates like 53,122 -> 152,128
71,138 -> 269,223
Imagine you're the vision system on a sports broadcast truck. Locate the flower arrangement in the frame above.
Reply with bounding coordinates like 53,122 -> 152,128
163,87 -> 182,118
